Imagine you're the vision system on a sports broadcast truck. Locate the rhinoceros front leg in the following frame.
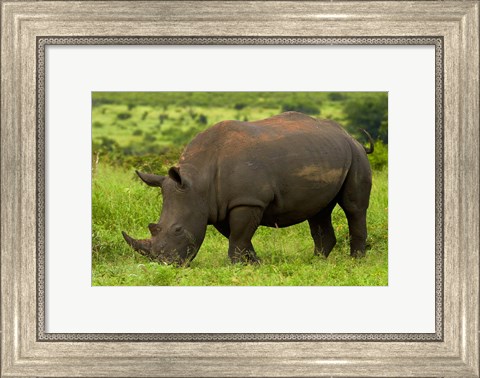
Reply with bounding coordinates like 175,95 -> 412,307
227,206 -> 262,264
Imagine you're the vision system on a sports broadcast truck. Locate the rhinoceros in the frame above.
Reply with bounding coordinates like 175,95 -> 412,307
122,111 -> 373,266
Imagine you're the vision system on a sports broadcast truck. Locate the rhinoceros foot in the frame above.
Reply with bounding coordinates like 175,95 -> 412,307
229,247 -> 261,265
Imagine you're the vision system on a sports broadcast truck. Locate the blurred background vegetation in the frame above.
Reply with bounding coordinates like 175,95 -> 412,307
92,92 -> 388,173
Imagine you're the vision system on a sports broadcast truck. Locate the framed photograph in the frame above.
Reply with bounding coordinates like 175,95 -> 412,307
1,1 -> 478,377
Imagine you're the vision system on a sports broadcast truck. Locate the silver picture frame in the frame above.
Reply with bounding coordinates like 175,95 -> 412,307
1,1 -> 478,376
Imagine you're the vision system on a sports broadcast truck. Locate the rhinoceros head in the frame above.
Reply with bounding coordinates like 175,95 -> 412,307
122,167 -> 208,267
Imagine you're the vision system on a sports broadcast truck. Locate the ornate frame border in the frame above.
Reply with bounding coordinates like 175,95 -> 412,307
36,36 -> 444,343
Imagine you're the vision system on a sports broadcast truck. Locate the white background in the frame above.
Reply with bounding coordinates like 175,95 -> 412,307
46,46 -> 435,333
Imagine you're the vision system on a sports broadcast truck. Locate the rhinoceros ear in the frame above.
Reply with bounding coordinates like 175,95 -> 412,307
136,170 -> 165,187
168,166 -> 188,189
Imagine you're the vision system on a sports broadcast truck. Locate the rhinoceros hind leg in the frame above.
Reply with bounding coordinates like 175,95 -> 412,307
338,191 -> 368,258
337,155 -> 371,258
227,206 -> 262,264
308,202 -> 337,258
342,210 -> 367,258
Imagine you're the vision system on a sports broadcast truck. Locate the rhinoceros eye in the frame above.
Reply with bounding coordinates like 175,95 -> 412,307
172,225 -> 183,235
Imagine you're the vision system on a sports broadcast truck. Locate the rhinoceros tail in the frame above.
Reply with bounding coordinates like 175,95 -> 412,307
360,129 -> 374,154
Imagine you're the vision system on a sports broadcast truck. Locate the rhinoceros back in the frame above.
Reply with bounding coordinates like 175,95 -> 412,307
181,112 -> 361,227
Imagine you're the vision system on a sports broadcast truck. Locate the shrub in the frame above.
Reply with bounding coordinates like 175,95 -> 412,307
234,103 -> 247,110
93,121 -> 104,128
158,114 -> 168,124
94,145 -> 185,172
367,140 -> 388,171
92,137 -> 120,153
328,92 -> 346,101
281,101 -> 320,115
188,109 -> 197,120
143,133 -> 156,143
117,112 -> 131,120
343,93 -> 388,143
132,129 -> 143,136
198,114 -> 208,125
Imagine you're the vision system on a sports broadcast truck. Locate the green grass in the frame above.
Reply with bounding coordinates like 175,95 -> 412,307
92,104 -> 289,151
92,164 -> 388,286
91,93 -> 370,154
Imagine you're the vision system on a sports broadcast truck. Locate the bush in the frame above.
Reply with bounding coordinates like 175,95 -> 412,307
234,103 -> 247,110
343,93 -> 388,143
143,133 -> 156,143
159,114 -> 168,124
327,92 -> 346,101
92,137 -> 120,153
117,112 -> 131,120
91,92 -> 329,111
132,129 -> 143,136
198,114 -> 208,125
281,101 -> 320,115
367,140 -> 388,171
93,145 -> 185,173
188,109 -> 197,120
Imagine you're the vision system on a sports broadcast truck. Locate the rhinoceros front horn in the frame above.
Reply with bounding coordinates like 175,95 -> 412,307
122,231 -> 152,256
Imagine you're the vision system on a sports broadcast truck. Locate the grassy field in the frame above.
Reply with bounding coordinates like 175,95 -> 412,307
91,92 -> 388,286
92,164 -> 388,286
92,94 -> 349,155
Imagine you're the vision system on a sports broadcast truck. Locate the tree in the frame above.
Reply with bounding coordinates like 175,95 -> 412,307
343,93 -> 388,143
